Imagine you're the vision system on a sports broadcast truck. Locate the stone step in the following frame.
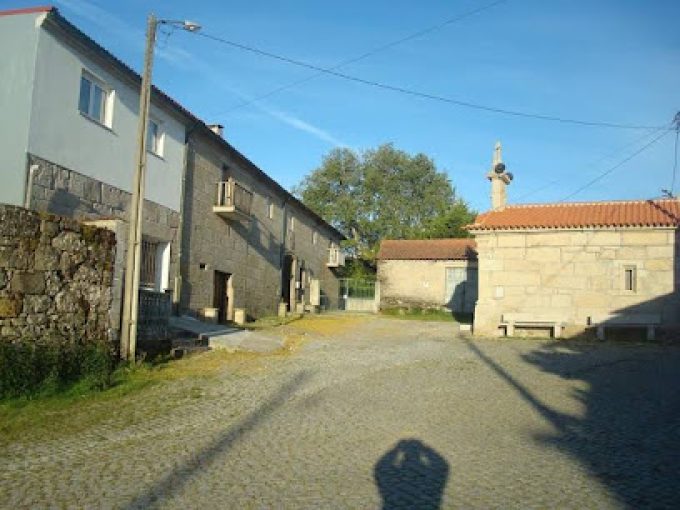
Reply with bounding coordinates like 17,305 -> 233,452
170,344 -> 210,359
171,336 -> 209,348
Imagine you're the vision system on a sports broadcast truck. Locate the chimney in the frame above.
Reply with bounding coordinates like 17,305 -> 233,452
486,141 -> 513,210
208,124 -> 224,137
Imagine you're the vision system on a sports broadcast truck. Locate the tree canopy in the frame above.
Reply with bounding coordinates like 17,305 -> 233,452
294,144 -> 476,261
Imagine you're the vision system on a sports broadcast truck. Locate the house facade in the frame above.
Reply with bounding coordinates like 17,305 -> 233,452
377,239 -> 478,313
469,143 -> 680,336
0,7 -> 189,338
0,7 -> 344,335
180,128 -> 344,322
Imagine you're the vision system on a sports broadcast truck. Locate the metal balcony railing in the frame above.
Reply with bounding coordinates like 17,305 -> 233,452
327,246 -> 345,267
214,178 -> 253,218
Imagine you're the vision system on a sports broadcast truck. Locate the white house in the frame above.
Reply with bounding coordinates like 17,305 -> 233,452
0,6 -> 188,299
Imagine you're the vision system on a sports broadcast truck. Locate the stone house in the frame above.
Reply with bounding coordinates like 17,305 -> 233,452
181,128 -> 345,323
468,143 -> 680,336
0,6 -> 345,334
377,239 -> 478,313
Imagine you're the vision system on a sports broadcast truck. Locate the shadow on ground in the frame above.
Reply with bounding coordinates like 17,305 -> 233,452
465,338 -> 680,508
374,438 -> 449,510
123,371 -> 310,509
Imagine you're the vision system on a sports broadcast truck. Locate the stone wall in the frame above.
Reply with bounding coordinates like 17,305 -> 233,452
0,204 -> 116,345
181,137 -> 284,319
27,154 -> 180,295
181,135 -> 343,319
472,228 -> 680,336
378,259 -> 475,309
286,201 -> 342,311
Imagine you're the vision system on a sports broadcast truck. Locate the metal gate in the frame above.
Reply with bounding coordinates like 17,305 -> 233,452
444,267 -> 478,314
339,278 -> 377,312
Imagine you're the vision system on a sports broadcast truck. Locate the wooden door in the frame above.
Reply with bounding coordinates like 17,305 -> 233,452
213,271 -> 230,324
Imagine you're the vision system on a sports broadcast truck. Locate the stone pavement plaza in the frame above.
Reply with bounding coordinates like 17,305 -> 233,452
2,316 -> 680,509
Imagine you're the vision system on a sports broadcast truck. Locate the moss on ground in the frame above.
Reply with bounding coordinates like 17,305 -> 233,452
0,349 -> 268,445
380,307 -> 462,322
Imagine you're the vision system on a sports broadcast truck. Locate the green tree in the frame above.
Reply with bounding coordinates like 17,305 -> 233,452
421,200 -> 477,239
294,144 -> 475,261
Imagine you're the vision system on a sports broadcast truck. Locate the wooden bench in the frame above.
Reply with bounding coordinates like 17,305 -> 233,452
590,314 -> 661,341
501,313 -> 566,338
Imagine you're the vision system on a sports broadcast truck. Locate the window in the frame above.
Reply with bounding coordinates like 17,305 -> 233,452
79,72 -> 109,125
266,197 -> 274,219
624,265 -> 637,292
140,240 -> 158,289
147,119 -> 163,156
289,217 -> 295,232
312,230 -> 318,245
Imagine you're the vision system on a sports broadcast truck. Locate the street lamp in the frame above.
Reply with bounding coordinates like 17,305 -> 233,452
120,14 -> 201,361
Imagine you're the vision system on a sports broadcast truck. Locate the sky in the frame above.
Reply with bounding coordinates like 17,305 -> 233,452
5,0 -> 679,212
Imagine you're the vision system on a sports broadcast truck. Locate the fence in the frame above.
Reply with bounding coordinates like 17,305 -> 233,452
339,278 -> 378,313
137,289 -> 172,341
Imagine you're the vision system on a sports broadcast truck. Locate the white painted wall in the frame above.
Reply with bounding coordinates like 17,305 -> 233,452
0,12 -> 42,206
29,21 -> 186,211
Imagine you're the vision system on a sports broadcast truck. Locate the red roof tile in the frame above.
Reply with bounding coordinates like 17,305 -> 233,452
378,239 -> 477,260
0,6 -> 53,17
468,199 -> 680,231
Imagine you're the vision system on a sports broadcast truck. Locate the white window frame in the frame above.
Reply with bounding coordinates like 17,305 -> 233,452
147,118 -> 164,157
312,230 -> 318,245
78,70 -> 112,127
623,265 -> 637,292
289,216 -> 295,232
266,197 -> 274,219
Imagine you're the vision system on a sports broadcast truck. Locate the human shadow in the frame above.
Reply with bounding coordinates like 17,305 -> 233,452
374,438 -> 449,510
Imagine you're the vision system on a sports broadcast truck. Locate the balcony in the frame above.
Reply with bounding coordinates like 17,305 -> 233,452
213,179 -> 253,220
327,246 -> 345,267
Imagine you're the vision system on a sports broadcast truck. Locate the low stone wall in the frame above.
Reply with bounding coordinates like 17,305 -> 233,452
0,204 -> 116,345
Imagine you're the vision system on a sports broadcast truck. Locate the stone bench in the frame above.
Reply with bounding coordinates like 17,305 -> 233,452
590,314 -> 661,341
501,313 -> 566,338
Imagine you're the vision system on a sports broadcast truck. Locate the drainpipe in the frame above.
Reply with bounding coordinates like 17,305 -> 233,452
174,123 -> 198,315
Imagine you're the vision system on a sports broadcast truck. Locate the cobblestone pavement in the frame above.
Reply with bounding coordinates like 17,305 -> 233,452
2,316 -> 680,509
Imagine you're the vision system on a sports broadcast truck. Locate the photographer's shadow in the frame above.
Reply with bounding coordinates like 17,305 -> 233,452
374,438 -> 449,509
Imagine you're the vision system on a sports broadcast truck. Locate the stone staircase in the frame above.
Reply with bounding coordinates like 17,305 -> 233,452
169,315 -> 284,355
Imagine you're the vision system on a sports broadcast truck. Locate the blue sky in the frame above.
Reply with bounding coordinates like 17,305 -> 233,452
6,0 -> 679,212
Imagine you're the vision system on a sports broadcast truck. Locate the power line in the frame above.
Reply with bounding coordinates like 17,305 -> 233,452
210,0 -> 509,115
516,125 -> 669,201
196,31 -> 668,131
559,129 -> 671,202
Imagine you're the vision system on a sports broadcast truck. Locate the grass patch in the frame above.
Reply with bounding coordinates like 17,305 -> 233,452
242,313 -> 303,330
0,349 -> 261,445
285,315 -> 369,336
380,307 -> 465,322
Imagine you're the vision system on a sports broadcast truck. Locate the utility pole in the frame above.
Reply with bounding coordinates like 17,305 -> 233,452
120,13 -> 158,361
673,111 -> 680,203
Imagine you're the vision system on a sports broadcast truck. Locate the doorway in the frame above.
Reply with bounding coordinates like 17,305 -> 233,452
281,254 -> 293,311
213,270 -> 232,324
444,267 -> 478,314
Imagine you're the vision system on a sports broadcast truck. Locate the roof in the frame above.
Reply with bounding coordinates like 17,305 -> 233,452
467,199 -> 680,231
0,5 -> 52,17
0,6 -> 345,241
378,239 -> 477,261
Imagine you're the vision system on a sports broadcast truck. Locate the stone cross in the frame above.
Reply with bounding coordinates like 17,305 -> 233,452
493,141 -> 502,167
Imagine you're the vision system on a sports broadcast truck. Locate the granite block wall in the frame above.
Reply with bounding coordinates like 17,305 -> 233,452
0,204 -> 116,346
473,228 -> 680,336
